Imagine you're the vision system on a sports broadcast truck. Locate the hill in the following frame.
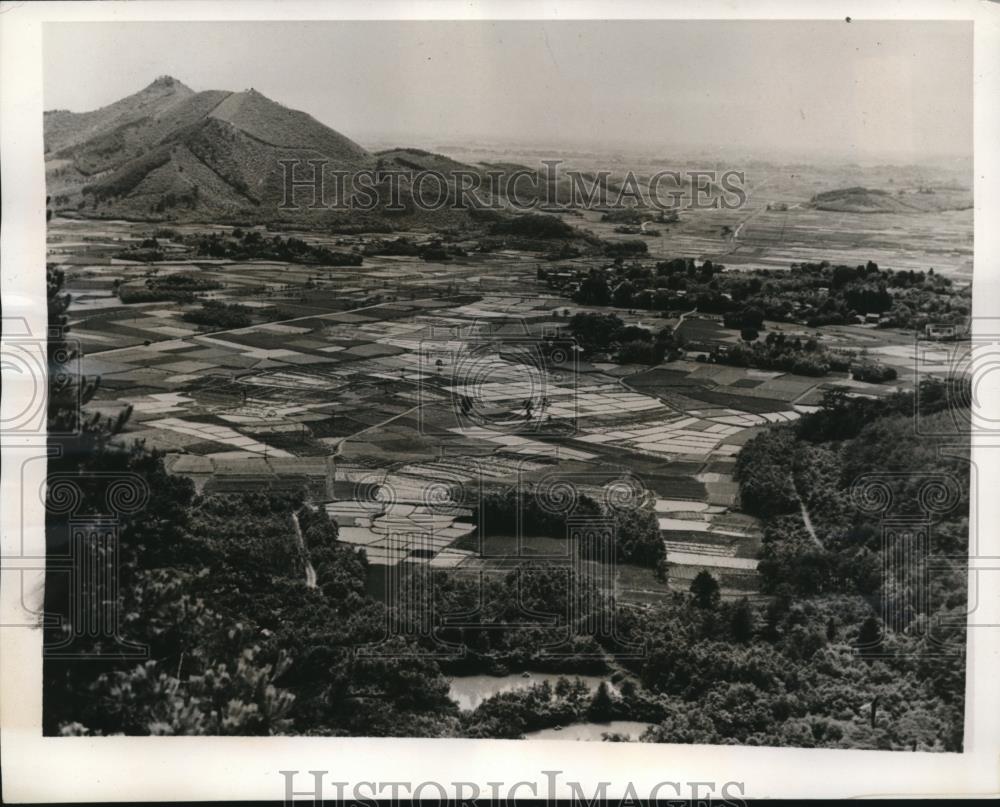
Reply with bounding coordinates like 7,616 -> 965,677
810,186 -> 972,214
44,78 -> 478,227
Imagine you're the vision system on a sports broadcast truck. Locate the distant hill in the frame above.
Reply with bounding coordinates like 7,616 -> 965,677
810,185 -> 972,214
44,78 -> 480,226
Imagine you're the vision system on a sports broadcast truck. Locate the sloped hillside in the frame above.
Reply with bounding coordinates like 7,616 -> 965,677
208,89 -> 368,162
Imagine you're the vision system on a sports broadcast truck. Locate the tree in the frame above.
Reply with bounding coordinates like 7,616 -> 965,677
851,361 -> 898,384
574,269 -> 611,306
587,681 -> 614,723
690,571 -> 720,609
856,616 -> 884,657
567,311 -> 624,352
730,598 -> 755,642
742,306 -> 765,329
734,430 -> 800,518
615,340 -> 666,365
607,506 -> 665,568
612,280 -> 636,308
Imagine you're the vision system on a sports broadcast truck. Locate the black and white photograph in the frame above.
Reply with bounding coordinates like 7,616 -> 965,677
2,1 -> 999,802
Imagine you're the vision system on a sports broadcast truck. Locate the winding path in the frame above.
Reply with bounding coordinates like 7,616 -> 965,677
291,509 -> 317,589
791,476 -> 823,548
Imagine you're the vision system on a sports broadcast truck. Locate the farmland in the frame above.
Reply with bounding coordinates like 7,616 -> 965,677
44,149 -> 974,749
50,182 -> 970,608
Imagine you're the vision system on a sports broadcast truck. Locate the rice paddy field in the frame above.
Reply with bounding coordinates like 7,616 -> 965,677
49,193 -> 968,603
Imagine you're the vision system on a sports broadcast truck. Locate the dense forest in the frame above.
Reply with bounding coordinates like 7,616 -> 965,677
44,267 -> 969,747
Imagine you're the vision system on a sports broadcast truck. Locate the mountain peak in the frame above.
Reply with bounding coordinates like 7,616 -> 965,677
145,75 -> 192,93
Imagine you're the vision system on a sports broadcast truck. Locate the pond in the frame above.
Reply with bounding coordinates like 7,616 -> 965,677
523,720 -> 655,741
448,673 -> 619,712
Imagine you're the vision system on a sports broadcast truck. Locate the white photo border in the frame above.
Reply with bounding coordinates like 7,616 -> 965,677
2,0 -> 998,801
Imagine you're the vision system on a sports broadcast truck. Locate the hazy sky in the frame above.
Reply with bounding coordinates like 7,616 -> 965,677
44,20 -> 972,162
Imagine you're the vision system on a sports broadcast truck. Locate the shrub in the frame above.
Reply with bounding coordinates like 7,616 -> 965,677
851,361 -> 898,383
182,300 -> 253,329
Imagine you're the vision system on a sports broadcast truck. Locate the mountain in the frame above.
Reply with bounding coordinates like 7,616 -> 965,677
45,77 -> 702,229
44,77 -> 439,225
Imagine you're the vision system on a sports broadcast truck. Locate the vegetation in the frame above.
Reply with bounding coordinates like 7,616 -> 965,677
556,256 -> 968,333
852,360 -> 899,383
483,213 -> 644,259
362,237 -> 421,257
43,263 -> 969,749
476,486 -> 664,568
565,311 -> 683,365
463,546 -> 966,750
488,213 -> 579,240
114,237 -> 165,262
182,300 -> 254,329
713,331 -> 852,377
44,266 -> 457,737
633,588 -> 962,749
603,239 -> 648,257
118,286 -> 194,304
713,380 -> 969,748
192,229 -> 362,266
690,570 -> 721,609
82,147 -> 172,202
418,238 -> 466,261
118,271 -> 222,304
600,209 -> 646,224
